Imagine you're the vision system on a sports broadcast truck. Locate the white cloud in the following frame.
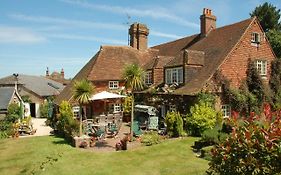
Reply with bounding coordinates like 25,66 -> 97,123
0,26 -> 46,44
150,30 -> 182,39
10,13 -> 127,30
47,33 -> 127,45
60,0 -> 199,28
10,13 -> 184,40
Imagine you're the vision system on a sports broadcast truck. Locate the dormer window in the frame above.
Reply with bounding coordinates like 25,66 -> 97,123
109,81 -> 119,89
251,32 -> 261,44
145,71 -> 152,85
165,67 -> 183,85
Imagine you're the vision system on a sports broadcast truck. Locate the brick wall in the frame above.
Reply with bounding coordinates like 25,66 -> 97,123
153,68 -> 163,85
219,19 -> 275,88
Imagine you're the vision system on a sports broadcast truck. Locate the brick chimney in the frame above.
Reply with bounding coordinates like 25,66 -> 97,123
61,68 -> 64,78
129,23 -> 149,51
46,67 -> 49,77
200,8 -> 216,37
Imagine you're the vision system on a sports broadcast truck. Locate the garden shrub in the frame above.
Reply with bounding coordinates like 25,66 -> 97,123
207,108 -> 281,175
0,103 -> 21,139
56,101 -> 79,139
201,127 -> 228,145
165,111 -> 184,137
141,131 -> 162,146
201,146 -> 213,161
6,103 -> 21,123
186,102 -> 219,136
40,101 -> 49,118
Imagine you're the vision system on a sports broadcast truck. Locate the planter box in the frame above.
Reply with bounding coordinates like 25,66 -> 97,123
73,135 -> 91,148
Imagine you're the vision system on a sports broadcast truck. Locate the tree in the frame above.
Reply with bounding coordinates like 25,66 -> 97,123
250,2 -> 281,58
122,64 -> 145,140
250,2 -> 280,32
246,61 -> 268,107
267,29 -> 281,58
73,79 -> 95,136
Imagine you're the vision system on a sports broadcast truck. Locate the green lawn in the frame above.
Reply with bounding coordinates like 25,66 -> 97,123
0,136 -> 209,175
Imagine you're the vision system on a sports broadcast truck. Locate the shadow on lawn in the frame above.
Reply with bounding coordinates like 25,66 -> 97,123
95,141 -> 115,149
51,135 -> 70,145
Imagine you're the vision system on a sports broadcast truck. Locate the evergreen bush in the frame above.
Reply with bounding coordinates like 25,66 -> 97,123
165,111 -> 184,137
186,102 -> 219,136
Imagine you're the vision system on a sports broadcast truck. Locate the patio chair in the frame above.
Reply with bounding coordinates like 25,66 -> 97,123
108,123 -> 118,136
95,126 -> 106,141
133,121 -> 142,137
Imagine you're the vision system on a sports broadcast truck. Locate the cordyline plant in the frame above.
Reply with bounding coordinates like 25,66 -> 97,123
207,103 -> 281,175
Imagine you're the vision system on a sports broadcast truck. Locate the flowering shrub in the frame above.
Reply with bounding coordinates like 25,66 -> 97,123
207,104 -> 281,175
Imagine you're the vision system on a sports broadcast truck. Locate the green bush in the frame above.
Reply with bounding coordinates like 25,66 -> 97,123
201,127 -> 228,145
6,103 -> 21,123
40,101 -> 49,118
56,101 -> 79,138
165,111 -> 184,137
186,102 -> 219,136
207,110 -> 281,175
201,146 -> 213,161
141,131 -> 162,146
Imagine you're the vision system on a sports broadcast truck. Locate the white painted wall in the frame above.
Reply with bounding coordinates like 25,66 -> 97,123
24,103 -> 30,117
36,103 -> 40,118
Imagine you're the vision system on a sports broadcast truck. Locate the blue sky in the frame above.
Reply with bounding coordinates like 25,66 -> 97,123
0,0 -> 280,79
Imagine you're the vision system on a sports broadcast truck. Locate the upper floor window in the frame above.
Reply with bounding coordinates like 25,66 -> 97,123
251,32 -> 261,44
145,71 -> 152,85
221,104 -> 231,118
165,67 -> 183,85
109,81 -> 119,89
255,60 -> 267,77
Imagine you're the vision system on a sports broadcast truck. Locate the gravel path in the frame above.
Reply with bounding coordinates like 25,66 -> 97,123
20,118 -> 53,137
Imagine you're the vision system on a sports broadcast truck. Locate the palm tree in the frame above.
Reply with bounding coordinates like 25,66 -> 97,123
122,64 -> 145,140
73,79 -> 95,136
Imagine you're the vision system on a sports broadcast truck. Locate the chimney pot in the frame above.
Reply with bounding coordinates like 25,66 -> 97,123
200,8 -> 216,37
46,67 -> 49,77
61,68 -> 65,78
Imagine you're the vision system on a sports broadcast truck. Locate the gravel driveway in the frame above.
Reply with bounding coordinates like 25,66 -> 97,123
20,118 -> 53,137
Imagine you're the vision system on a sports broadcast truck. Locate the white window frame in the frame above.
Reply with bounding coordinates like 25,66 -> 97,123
251,32 -> 261,44
255,60 -> 267,77
221,105 -> 231,118
165,67 -> 183,85
72,106 -> 80,118
109,81 -> 119,89
114,104 -> 122,112
145,71 -> 152,85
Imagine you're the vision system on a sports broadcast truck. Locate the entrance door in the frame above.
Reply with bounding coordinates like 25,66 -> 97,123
30,103 -> 36,118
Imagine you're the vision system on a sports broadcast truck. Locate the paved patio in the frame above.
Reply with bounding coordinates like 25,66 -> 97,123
88,122 -> 141,152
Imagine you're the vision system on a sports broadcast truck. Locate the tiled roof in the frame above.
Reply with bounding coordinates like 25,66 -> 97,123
143,56 -> 174,70
0,87 -> 15,110
56,17 -> 255,103
0,74 -> 65,97
87,46 -> 157,81
152,18 -> 254,95
55,46 -> 158,104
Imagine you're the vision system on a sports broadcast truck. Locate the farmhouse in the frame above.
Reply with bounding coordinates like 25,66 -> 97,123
55,8 -> 276,118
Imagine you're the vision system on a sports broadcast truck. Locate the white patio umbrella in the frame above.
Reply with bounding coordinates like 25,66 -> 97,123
90,91 -> 126,101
